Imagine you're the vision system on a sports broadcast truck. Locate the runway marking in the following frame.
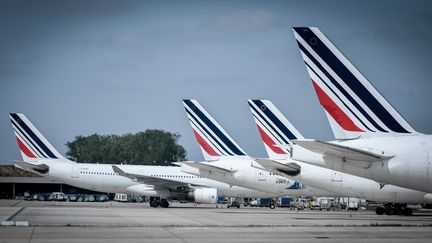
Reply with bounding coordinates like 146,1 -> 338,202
27,226 -> 35,243
5,207 -> 26,221
11,200 -> 22,207
162,226 -> 188,243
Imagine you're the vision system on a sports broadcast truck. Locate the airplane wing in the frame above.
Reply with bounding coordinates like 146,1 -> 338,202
12,160 -> 49,174
181,161 -> 236,174
112,165 -> 194,190
254,159 -> 301,177
293,139 -> 394,162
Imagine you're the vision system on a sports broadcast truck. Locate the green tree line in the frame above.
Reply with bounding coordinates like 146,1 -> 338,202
65,130 -> 187,165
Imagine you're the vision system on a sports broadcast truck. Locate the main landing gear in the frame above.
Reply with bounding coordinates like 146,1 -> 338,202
149,198 -> 170,208
375,204 -> 413,216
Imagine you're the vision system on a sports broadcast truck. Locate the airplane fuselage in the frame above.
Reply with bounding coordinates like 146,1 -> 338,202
275,159 -> 432,203
181,157 -> 336,197
293,134 -> 432,193
26,159 -> 276,199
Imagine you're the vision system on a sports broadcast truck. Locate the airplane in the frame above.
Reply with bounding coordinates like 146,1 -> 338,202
248,99 -> 432,215
180,99 -> 336,199
290,27 -> 432,193
9,113 -> 279,208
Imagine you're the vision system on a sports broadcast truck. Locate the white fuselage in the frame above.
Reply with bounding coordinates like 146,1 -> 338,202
292,134 -> 432,194
274,159 -> 432,203
26,159 -> 276,199
181,156 -> 335,197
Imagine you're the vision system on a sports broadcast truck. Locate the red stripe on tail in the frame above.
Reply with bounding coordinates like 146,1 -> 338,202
257,125 -> 287,154
312,80 -> 364,132
192,129 -> 220,156
16,136 -> 37,158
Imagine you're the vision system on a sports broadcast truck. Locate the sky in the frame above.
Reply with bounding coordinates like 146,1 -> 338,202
1,0 -> 432,164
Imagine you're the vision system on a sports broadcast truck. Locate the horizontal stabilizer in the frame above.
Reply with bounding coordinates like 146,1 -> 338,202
293,139 -> 394,162
12,160 -> 49,174
182,161 -> 236,174
170,161 -> 196,166
255,159 -> 301,177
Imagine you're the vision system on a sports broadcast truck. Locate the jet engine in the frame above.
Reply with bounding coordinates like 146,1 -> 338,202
423,194 -> 432,203
188,188 -> 218,204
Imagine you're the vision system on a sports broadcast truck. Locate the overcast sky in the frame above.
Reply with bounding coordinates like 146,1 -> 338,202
1,0 -> 432,164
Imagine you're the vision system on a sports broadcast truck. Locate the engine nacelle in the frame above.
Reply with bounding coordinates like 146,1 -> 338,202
423,194 -> 432,203
189,188 -> 218,204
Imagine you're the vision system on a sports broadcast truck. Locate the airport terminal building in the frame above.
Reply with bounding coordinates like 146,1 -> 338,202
0,166 -> 100,199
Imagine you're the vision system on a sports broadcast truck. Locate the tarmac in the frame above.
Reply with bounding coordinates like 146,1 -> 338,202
1,200 -> 432,242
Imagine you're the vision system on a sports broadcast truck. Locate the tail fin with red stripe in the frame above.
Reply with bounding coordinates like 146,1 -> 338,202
293,27 -> 419,139
248,99 -> 303,160
182,99 -> 247,161
9,113 -> 65,162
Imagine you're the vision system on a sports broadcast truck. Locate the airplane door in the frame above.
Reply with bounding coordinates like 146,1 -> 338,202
72,166 -> 79,178
331,171 -> 342,182
257,169 -> 266,182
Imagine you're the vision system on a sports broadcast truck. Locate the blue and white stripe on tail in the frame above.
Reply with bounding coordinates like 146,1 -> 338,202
182,99 -> 247,161
293,27 -> 418,139
248,100 -> 303,160
9,113 -> 65,162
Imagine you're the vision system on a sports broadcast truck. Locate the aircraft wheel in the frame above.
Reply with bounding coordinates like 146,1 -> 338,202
375,207 -> 385,215
403,208 -> 413,216
160,199 -> 169,208
150,200 -> 159,208
385,207 -> 394,215
230,201 -> 240,209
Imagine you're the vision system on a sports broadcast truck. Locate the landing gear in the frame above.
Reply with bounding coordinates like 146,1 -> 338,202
149,198 -> 170,208
385,206 -> 394,215
150,200 -> 159,208
375,204 -> 412,216
227,201 -> 241,208
403,208 -> 413,216
160,199 -> 169,208
375,207 -> 385,215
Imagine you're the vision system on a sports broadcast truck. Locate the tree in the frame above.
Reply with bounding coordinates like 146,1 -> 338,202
65,130 -> 187,165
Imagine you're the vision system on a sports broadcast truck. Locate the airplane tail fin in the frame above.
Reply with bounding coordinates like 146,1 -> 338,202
9,113 -> 65,162
182,99 -> 248,161
248,99 -> 304,160
293,27 -> 419,139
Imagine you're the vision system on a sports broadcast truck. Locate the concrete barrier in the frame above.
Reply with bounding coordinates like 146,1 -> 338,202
1,221 -> 14,226
15,221 -> 29,227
